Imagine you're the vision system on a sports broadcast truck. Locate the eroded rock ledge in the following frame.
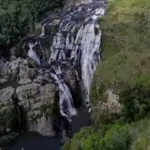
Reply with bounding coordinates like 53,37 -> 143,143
0,58 -> 57,136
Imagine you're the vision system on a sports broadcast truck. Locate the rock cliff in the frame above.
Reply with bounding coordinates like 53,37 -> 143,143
0,58 -> 57,136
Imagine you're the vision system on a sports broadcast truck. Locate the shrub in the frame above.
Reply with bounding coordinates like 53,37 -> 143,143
0,0 -> 65,47
99,124 -> 132,150
62,119 -> 150,150
119,77 -> 150,122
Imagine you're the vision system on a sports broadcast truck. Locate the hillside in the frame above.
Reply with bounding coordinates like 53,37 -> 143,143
63,0 -> 150,149
92,0 -> 150,103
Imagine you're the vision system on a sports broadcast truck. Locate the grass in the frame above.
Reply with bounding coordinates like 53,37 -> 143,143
91,0 -> 150,104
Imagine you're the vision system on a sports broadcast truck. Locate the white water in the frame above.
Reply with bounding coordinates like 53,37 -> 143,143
40,26 -> 45,37
50,66 -> 77,123
27,0 -> 106,123
28,43 -> 41,65
49,2 -> 105,107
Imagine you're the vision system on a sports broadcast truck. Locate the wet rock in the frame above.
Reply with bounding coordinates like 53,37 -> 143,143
64,65 -> 82,106
63,63 -> 77,89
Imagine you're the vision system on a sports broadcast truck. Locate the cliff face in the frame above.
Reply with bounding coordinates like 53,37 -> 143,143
0,58 -> 57,136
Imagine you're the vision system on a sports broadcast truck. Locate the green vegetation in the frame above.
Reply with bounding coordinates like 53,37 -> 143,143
63,0 -> 150,149
91,0 -> 150,123
63,119 -> 150,150
91,0 -> 150,104
119,81 -> 150,123
0,0 -> 64,47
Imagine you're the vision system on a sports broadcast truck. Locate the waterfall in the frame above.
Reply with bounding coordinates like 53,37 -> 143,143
28,42 -> 41,65
26,0 -> 106,124
50,65 -> 77,123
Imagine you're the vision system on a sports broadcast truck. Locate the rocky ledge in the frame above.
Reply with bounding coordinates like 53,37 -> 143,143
0,57 -> 57,137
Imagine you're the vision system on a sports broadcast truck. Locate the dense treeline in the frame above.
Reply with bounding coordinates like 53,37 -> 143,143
0,0 -> 64,47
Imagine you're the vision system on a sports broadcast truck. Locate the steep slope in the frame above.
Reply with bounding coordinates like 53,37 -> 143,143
63,0 -> 150,149
91,0 -> 150,124
92,0 -> 150,103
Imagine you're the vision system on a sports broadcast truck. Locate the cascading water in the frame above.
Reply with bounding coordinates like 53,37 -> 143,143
50,65 -> 77,123
28,42 -> 41,65
27,0 -> 106,127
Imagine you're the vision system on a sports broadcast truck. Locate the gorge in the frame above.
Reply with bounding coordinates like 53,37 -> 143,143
26,0 -> 106,125
0,0 -> 106,149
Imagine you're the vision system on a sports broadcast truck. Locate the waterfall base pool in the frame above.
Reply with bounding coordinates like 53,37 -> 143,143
2,108 -> 89,150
